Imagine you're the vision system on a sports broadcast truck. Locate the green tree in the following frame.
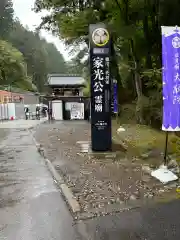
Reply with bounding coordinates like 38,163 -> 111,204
0,40 -> 28,88
33,0 -> 166,124
45,42 -> 68,74
32,0 -> 180,126
0,0 -> 14,39
9,21 -> 67,92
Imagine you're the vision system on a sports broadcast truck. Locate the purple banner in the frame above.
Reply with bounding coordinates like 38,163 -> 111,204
113,81 -> 118,113
162,26 -> 180,131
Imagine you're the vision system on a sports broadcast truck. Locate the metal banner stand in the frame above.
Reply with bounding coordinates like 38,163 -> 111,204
163,131 -> 169,165
151,25 -> 179,183
151,131 -> 178,183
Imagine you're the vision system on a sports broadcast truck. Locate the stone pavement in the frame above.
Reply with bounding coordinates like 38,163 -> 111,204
35,121 -> 179,219
0,124 -> 82,240
0,118 -> 47,129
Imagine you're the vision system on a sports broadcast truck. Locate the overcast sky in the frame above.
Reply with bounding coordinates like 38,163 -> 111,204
12,0 -> 70,60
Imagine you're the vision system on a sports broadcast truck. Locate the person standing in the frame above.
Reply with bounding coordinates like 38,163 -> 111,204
24,106 -> 29,120
48,108 -> 52,121
42,106 -> 47,117
36,104 -> 40,120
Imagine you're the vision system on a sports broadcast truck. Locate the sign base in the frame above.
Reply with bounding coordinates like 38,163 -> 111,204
151,165 -> 178,184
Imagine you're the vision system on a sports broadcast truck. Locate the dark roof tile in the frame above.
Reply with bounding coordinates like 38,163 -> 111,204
47,74 -> 85,86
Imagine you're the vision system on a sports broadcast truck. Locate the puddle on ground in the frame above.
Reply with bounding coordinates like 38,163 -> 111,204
15,150 -> 22,153
0,182 -> 20,189
0,169 -> 16,173
0,151 -> 4,156
0,199 -> 20,208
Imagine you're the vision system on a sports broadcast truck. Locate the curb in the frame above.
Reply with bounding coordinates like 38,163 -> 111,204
32,135 -> 81,214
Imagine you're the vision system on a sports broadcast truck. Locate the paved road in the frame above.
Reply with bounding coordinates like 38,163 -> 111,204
0,121 -> 180,240
0,118 -> 47,129
0,126 -> 81,240
80,198 -> 180,240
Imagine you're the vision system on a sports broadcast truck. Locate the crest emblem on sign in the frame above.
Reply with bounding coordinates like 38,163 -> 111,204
172,36 -> 180,48
92,28 -> 109,47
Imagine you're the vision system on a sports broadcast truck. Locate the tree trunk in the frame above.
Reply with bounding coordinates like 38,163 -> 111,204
129,39 -> 144,124
114,0 -> 145,123
143,14 -> 153,68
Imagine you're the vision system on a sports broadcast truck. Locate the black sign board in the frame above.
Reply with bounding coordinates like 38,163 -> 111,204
89,23 -> 112,151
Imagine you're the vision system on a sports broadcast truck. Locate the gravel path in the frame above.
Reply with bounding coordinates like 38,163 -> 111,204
35,121 -> 178,216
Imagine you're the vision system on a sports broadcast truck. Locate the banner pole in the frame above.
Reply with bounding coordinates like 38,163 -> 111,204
163,131 -> 169,165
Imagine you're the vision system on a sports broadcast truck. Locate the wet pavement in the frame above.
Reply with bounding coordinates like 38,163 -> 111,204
0,122 -> 180,240
0,118 -> 47,129
0,127 -> 81,240
80,199 -> 180,240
